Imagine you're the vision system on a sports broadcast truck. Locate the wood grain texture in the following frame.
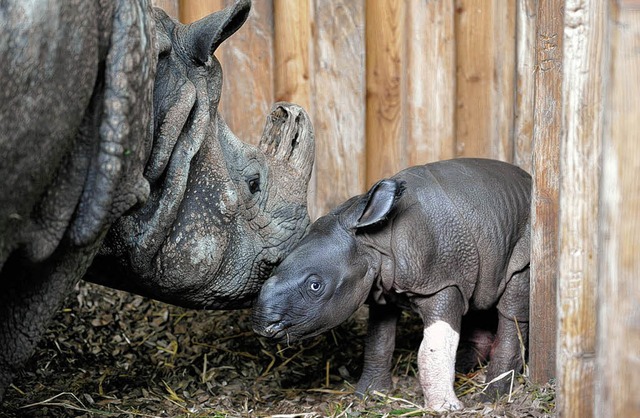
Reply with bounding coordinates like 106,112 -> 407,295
178,0 -> 223,23
219,0 -> 274,146
454,0 -> 516,161
365,0 -> 405,186
152,0 -> 179,18
513,0 -> 536,172
273,0 -> 316,217
596,4 -> 640,417
556,1 -> 606,416
312,0 -> 366,215
529,0 -> 563,386
273,0 -> 312,111
405,0 -> 456,165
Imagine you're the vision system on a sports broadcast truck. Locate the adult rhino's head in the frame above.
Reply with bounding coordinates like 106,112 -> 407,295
87,0 -> 315,309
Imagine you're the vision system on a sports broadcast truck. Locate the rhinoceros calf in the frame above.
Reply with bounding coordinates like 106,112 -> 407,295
0,0 -> 314,401
253,158 -> 531,411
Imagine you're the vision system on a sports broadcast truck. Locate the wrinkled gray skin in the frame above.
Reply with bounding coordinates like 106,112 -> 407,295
0,0 -> 314,402
253,159 -> 530,411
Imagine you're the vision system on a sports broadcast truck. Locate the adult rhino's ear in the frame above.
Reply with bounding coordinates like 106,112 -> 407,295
354,179 -> 405,229
186,0 -> 251,65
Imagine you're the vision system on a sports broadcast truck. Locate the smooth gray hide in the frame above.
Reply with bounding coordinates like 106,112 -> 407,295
253,159 -> 530,411
0,0 -> 314,401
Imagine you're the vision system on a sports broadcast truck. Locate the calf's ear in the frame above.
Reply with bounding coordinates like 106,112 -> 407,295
354,179 -> 404,229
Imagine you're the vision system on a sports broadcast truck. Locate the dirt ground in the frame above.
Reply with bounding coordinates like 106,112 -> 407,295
1,282 -> 555,417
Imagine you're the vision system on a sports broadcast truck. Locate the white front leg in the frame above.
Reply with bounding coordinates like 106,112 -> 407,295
418,320 -> 463,411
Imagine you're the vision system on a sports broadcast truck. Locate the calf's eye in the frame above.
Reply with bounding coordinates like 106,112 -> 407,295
306,275 -> 325,294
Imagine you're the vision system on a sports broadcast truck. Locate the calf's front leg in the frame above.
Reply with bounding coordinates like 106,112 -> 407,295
356,303 -> 401,396
412,286 -> 465,411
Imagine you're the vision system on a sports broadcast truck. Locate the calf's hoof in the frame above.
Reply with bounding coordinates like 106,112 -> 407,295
425,396 -> 464,412
479,372 -> 514,402
355,373 -> 392,398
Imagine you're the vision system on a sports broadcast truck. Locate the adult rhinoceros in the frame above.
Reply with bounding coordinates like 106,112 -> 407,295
0,0 -> 314,401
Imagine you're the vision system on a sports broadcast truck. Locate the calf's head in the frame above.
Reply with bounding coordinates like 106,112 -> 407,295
87,1 -> 315,309
253,179 -> 404,341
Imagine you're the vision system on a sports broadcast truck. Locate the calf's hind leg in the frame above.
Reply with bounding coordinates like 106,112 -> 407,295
484,268 -> 530,399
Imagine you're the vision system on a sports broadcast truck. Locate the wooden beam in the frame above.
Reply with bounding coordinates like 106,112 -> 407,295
513,0 -> 536,172
273,0 -> 315,217
454,0 -> 515,161
596,3 -> 640,417
529,0 -> 563,386
179,0 -> 223,23
312,0 -> 366,215
405,0 -> 456,165
365,0 -> 405,186
273,0 -> 311,110
556,0 -> 606,416
219,1 -> 274,146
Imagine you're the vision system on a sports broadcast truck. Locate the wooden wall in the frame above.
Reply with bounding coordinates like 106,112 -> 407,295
156,0 -> 524,219
597,4 -> 640,417
154,1 -> 640,417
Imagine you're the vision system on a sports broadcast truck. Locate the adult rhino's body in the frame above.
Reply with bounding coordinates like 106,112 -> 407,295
0,0 -> 314,400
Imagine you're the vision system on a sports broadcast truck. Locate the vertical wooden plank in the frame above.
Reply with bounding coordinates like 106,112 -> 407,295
597,3 -> 640,417
365,0 -> 405,186
274,0 -> 312,111
312,0 -> 366,215
219,1 -> 275,146
513,0 -> 536,173
273,0 -> 316,217
556,1 -> 606,416
179,0 -> 223,23
455,0 -> 492,157
405,0 -> 456,165
454,0 -> 516,161
153,0 -> 179,19
529,0 -> 563,386
494,1 -> 516,162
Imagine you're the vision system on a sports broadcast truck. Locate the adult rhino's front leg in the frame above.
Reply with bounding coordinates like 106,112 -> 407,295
0,241 -> 103,401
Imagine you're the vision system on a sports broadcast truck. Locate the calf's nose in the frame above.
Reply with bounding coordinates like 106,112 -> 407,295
261,321 -> 284,337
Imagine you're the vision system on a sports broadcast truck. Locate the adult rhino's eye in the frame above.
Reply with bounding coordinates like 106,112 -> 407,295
247,174 -> 261,194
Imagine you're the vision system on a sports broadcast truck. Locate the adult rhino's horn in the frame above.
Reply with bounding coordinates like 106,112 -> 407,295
259,103 -> 315,177
186,0 -> 251,65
